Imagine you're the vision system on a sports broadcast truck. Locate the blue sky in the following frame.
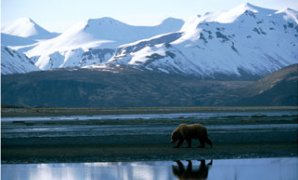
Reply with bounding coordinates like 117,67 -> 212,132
2,0 -> 298,32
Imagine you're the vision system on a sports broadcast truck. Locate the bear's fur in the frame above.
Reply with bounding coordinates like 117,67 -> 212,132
171,123 -> 213,148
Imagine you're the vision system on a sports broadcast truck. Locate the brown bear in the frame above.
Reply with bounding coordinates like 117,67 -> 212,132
171,123 -> 213,148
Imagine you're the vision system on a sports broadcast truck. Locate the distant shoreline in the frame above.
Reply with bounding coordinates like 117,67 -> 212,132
2,106 -> 297,117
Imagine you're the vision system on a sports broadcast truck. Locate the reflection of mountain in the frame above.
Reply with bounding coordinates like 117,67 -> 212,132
2,158 -> 297,180
172,160 -> 213,180
2,161 -> 174,180
208,158 -> 298,180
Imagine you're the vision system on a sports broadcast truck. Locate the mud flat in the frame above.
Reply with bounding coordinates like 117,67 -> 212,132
2,110 -> 297,163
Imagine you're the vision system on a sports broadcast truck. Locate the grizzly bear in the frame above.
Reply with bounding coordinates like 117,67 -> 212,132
171,123 -> 213,148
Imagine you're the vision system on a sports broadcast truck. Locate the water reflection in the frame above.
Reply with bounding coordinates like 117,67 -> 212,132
2,158 -> 298,180
172,160 -> 212,180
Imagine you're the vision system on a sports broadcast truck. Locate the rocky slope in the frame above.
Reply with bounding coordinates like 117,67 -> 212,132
1,46 -> 39,75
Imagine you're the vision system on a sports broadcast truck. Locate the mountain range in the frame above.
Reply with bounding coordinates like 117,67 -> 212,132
1,3 -> 298,107
108,3 -> 298,79
1,3 -> 298,78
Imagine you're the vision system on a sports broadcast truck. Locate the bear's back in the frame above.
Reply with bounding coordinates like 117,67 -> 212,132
180,123 -> 206,137
186,123 -> 205,130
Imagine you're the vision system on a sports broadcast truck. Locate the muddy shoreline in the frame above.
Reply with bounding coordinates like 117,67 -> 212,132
2,129 -> 297,163
2,110 -> 297,163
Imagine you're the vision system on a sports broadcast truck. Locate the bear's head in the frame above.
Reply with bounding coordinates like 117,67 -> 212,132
171,131 -> 182,143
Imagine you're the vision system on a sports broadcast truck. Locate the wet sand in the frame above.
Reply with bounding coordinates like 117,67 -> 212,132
3,141 -> 297,163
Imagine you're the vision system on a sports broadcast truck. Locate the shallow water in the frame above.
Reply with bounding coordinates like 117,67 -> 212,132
2,110 -> 298,138
2,158 -> 297,180
2,110 -> 297,122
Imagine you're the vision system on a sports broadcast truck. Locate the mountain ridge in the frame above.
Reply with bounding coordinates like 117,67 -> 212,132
105,3 -> 298,78
1,3 -> 298,79
1,17 -> 59,40
1,46 -> 39,75
23,17 -> 184,70
1,64 -> 297,107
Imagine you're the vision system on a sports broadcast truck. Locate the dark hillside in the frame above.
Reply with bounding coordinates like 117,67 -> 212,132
2,64 -> 297,107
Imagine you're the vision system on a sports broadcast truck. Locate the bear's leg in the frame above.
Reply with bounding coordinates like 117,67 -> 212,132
198,137 -> 205,148
205,137 -> 213,148
186,138 -> 192,148
176,139 -> 184,148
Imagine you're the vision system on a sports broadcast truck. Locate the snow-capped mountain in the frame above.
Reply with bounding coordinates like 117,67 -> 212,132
1,33 -> 37,47
1,17 -> 59,40
1,46 -> 39,75
25,17 -> 184,70
1,3 -> 298,78
107,3 -> 298,78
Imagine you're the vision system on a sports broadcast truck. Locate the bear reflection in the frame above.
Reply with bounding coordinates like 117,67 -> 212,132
172,160 -> 212,180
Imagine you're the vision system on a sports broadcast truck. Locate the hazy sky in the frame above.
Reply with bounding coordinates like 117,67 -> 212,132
2,0 -> 298,33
